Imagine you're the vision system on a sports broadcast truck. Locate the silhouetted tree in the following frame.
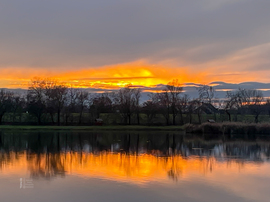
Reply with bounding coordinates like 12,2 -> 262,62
225,89 -> 264,123
157,80 -> 183,125
27,78 -> 47,124
134,88 -> 142,125
90,93 -> 112,120
76,90 -> 89,125
198,85 -> 215,104
177,94 -> 189,125
12,95 -> 26,123
166,80 -> 183,125
265,99 -> 270,118
63,88 -> 79,124
143,94 -> 159,125
0,90 -> 14,124
157,90 -> 171,125
113,86 -> 136,125
44,80 -> 68,126
241,89 -> 264,123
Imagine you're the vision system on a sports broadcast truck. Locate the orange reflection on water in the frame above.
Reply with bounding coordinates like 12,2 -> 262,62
0,151 -> 264,186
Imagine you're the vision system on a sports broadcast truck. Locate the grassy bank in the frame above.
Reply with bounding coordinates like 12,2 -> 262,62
2,123 -> 269,134
0,125 -> 185,131
185,122 -> 270,135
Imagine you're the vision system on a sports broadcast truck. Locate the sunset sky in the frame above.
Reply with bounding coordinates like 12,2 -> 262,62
0,0 -> 270,90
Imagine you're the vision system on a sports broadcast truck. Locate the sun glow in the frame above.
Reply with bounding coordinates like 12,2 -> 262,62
0,61 -> 266,89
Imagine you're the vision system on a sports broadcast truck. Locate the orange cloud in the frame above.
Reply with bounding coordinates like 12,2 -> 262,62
0,60 -> 268,89
54,61 -> 209,89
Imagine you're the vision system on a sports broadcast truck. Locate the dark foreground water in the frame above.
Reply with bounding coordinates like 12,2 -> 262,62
0,131 -> 269,202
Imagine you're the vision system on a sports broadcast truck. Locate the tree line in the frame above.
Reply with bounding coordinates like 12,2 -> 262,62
0,78 -> 269,125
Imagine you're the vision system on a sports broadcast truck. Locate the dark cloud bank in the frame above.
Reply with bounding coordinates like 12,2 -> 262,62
0,0 -> 270,71
5,82 -> 270,103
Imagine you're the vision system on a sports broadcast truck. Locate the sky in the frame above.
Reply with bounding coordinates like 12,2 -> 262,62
0,0 -> 270,91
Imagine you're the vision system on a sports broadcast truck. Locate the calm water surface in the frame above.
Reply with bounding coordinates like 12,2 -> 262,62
0,131 -> 269,202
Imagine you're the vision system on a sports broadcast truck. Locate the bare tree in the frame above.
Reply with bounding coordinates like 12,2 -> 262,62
224,92 -> 236,122
177,94 -> 189,125
76,90 -> 89,125
156,80 -> 183,125
44,79 -> 68,126
134,88 -> 142,125
157,90 -> 171,125
225,89 -> 264,123
63,88 -> 79,124
241,89 -> 264,123
12,95 -> 26,123
193,99 -> 203,124
197,85 -> 217,121
198,85 -> 215,104
166,80 -> 183,125
0,90 -> 14,124
265,99 -> 270,118
90,93 -> 112,120
142,94 -> 159,125
113,87 -> 136,125
187,99 -> 197,124
224,90 -> 245,122
27,78 -> 47,125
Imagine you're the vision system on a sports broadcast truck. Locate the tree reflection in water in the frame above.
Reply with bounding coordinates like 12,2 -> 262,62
0,131 -> 269,183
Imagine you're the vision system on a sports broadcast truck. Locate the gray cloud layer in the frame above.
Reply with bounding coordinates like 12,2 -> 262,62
0,0 -> 270,72
5,82 -> 270,103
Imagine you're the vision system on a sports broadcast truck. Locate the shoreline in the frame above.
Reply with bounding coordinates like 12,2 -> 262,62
0,125 -> 185,131
185,122 -> 270,135
1,122 -> 270,134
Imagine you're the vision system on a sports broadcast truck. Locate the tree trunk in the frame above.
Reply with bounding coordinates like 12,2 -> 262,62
137,112 -> 140,125
173,115 -> 176,125
13,112 -> 16,123
167,107 -> 170,125
147,114 -> 150,125
79,112 -> 83,125
0,113 -> 4,125
37,115 -> 41,125
166,117 -> 169,125
70,114 -> 73,124
255,114 -> 259,123
234,113 -> 238,122
179,112 -> 183,125
50,113 -> 55,124
57,109 -> 60,126
197,112 -> 201,124
226,110 -> 231,122
65,114 -> 69,125
128,114 -> 131,125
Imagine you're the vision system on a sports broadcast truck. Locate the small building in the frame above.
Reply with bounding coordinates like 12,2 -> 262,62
197,103 -> 219,114
95,118 -> 103,126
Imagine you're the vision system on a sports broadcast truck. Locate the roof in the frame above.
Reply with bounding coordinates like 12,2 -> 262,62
198,103 -> 219,114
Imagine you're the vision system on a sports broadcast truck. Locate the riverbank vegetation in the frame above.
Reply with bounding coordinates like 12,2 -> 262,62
185,122 -> 270,135
0,125 -> 185,131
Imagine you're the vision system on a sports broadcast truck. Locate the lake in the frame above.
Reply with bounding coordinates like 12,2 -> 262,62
0,131 -> 269,202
